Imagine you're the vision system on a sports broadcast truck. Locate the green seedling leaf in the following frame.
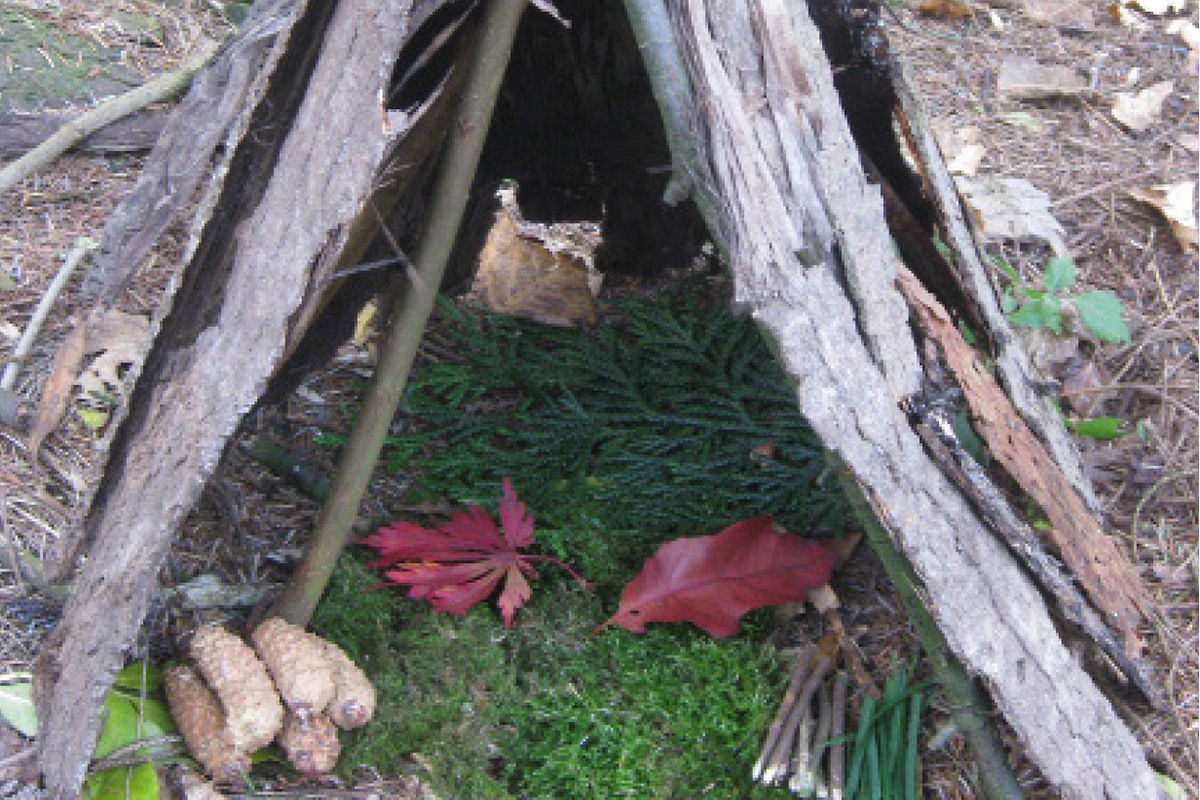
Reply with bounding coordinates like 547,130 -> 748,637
994,258 -> 1020,286
83,762 -> 159,800
1155,772 -> 1186,800
1042,257 -> 1076,292
1067,417 -> 1126,439
77,408 -> 109,429
904,693 -> 923,800
1001,290 -> 1018,313
1009,297 -> 1062,333
1074,291 -> 1131,344
0,675 -> 37,737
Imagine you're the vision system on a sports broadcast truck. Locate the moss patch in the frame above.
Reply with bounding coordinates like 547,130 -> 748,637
312,556 -> 795,799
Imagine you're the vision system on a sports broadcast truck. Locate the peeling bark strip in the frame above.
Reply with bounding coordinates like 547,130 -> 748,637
667,0 -> 1163,797
34,1 -> 428,795
896,265 -> 1152,648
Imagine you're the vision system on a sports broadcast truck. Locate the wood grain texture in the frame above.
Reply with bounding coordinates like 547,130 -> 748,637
669,0 -> 1163,796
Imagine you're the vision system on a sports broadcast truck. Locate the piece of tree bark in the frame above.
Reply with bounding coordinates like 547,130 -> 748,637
33,0 -> 457,794
0,111 -> 168,158
661,1 -> 1163,797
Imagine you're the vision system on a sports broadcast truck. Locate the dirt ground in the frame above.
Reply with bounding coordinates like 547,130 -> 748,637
0,0 -> 1196,797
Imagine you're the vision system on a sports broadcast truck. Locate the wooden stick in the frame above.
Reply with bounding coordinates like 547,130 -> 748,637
763,637 -> 835,784
829,671 -> 848,800
753,643 -> 815,781
788,691 -> 816,794
0,40 -> 218,197
810,679 -> 833,798
0,237 -> 95,391
268,0 -> 531,627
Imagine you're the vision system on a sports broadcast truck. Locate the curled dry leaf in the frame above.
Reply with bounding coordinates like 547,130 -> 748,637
1111,81 -> 1174,132
76,309 -> 150,400
468,185 -> 603,327
26,317 -> 87,464
1130,181 -> 1198,252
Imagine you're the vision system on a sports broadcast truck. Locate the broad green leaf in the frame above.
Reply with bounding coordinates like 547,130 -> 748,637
83,762 -> 159,800
1041,257 -> 1076,292
95,695 -> 141,759
112,663 -> 165,695
1074,291 -> 1131,344
1068,417 -> 1126,439
1000,290 -> 1018,313
0,677 -> 37,737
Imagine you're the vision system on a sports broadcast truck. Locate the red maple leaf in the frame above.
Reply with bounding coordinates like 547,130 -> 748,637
357,478 -> 585,628
594,517 -> 835,638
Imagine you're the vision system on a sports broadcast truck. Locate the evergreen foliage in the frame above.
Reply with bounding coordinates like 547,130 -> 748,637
382,297 -> 846,536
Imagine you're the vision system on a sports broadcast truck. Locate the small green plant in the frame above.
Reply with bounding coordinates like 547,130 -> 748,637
0,664 -> 177,800
998,257 -> 1131,344
844,662 -> 925,800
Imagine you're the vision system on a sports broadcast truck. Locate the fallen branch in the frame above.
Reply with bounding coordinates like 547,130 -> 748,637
268,0 -> 531,626
829,671 -> 848,800
0,40 -> 218,197
754,642 -> 816,782
0,111 -> 168,158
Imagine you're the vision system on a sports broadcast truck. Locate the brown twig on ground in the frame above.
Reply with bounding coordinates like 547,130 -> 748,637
761,634 -> 837,785
754,642 -> 816,782
829,671 -> 848,800
0,237 -> 95,392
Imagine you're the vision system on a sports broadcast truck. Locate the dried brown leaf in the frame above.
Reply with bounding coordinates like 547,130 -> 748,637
26,319 -> 87,464
469,189 -> 602,327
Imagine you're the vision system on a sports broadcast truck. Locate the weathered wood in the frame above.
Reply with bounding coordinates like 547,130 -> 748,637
79,1 -> 301,305
33,0 -> 457,793
667,1 -> 1163,797
0,111 -> 167,157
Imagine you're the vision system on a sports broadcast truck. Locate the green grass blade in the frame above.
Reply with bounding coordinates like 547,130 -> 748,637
845,695 -> 875,796
867,735 -> 882,800
904,693 -> 923,800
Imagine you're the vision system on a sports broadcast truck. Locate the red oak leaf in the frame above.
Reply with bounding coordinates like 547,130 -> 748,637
594,517 -> 835,638
357,478 -> 584,628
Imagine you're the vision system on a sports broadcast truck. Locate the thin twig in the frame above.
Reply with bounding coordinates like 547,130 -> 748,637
754,642 -> 816,781
829,671 -> 848,800
269,0 -> 533,626
0,237 -> 96,391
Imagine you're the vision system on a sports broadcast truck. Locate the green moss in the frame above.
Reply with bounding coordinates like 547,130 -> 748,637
313,557 -> 795,799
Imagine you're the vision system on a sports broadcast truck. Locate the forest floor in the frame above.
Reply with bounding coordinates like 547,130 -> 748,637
0,0 -> 1195,798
